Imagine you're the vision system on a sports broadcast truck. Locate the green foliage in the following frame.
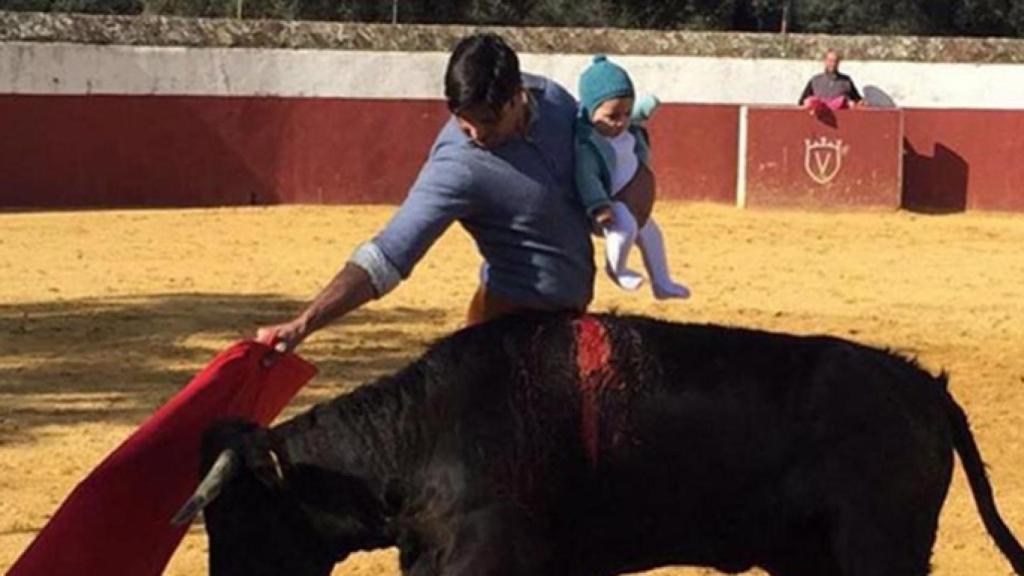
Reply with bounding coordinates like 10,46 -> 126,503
523,0 -> 613,28
611,0 -> 739,30
1,0 -> 1022,38
792,0 -> 931,35
140,0 -> 231,17
3,0 -> 140,14
951,0 -> 1018,36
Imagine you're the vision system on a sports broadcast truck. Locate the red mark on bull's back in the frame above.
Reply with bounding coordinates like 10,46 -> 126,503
573,316 -> 620,468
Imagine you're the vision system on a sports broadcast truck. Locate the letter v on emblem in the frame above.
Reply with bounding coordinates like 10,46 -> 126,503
804,137 -> 844,185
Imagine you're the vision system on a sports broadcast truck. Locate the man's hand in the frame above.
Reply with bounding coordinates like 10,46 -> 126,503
256,316 -> 309,355
594,207 -> 615,227
254,262 -> 377,366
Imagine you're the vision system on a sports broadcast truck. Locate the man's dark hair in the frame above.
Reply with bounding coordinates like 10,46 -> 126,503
444,33 -> 522,117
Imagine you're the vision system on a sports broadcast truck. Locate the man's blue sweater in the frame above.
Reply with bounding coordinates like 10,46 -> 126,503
365,74 -> 595,310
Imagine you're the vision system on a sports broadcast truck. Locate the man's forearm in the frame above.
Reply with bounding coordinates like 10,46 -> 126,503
297,263 -> 377,335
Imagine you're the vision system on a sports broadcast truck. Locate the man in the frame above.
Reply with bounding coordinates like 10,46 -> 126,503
257,34 -> 655,353
799,49 -> 866,112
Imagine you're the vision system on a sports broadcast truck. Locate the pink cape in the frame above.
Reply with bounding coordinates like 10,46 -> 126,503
7,341 -> 317,576
805,95 -> 850,111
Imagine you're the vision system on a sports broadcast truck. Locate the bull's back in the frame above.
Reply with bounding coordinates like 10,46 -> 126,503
562,316 -> 955,572
408,315 -> 954,572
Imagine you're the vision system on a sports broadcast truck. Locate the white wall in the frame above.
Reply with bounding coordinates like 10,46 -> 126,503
524,54 -> 1024,109
2,41 -> 1022,109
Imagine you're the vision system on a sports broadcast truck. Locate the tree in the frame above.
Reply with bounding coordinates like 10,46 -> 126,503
522,0 -> 612,28
790,0 -> 937,35
951,0 -> 1018,37
734,0 -> 787,32
3,0 -> 1022,38
610,0 -> 738,30
6,0 -> 141,13
1013,2 -> 1024,36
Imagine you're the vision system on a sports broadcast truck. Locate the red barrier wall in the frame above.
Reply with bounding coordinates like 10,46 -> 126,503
743,107 -> 903,210
3,95 -> 1023,212
903,109 -> 1024,212
0,95 -> 448,207
649,104 -> 738,204
0,95 -> 738,209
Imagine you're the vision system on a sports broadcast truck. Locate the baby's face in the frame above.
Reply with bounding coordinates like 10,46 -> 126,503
591,97 -> 634,138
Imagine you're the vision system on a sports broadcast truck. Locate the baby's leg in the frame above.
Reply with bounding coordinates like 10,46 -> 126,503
636,217 -> 690,300
603,201 -> 644,291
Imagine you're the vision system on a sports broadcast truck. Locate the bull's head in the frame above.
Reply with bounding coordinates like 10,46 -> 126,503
173,421 -> 390,576
172,421 -> 287,528
171,449 -> 240,527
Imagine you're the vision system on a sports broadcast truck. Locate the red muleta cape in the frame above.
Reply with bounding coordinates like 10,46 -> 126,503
7,341 -> 317,576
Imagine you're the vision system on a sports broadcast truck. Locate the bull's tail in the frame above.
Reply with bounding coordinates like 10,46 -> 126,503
944,386 -> 1024,574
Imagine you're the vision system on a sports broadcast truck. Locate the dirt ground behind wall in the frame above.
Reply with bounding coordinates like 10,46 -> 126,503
1,203 -> 1022,575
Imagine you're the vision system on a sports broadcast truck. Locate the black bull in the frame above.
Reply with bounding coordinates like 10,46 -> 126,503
175,313 -> 1024,575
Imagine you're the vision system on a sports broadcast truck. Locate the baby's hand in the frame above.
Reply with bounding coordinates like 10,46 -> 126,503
594,207 -> 615,227
633,94 -> 661,123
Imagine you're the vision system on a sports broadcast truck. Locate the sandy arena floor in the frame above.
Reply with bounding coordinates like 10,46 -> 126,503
1,203 -> 1022,575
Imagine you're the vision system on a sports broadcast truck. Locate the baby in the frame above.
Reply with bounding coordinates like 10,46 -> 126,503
575,55 -> 690,299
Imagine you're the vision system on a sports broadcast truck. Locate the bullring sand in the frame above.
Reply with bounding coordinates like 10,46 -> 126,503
1,203 -> 1022,575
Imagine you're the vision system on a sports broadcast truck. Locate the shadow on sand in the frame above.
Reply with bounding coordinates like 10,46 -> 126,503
0,293 -> 451,445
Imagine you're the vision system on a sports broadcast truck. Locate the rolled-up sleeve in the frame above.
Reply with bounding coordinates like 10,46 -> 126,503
361,150 -> 474,291
348,241 -> 403,296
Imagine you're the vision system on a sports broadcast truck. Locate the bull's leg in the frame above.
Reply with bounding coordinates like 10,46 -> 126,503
829,504 -> 937,576
761,550 -> 840,576
446,505 -> 558,576
823,453 -> 946,576
763,563 -> 831,576
808,364 -> 951,576
406,504 -> 558,576
759,526 -> 841,576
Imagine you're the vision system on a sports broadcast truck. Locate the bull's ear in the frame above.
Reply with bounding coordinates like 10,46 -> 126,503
239,428 -> 286,489
203,420 -> 261,455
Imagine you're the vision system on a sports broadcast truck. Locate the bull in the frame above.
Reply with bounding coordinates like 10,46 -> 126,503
174,313 -> 1024,575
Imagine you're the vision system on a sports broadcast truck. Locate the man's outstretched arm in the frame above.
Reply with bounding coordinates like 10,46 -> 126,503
256,149 -> 472,355
256,259 -> 378,354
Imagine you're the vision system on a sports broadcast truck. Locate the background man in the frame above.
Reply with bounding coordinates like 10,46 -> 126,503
799,49 -> 866,112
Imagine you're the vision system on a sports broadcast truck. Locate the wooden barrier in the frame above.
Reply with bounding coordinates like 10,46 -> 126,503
648,104 -> 738,204
2,94 -> 1023,213
0,96 -> 738,208
740,106 -> 904,210
0,95 -> 448,208
903,109 -> 1024,213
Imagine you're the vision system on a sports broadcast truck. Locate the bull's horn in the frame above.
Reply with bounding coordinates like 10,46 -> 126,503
171,449 -> 240,527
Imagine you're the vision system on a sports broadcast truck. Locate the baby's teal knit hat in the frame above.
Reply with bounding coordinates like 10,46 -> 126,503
578,54 -> 635,120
